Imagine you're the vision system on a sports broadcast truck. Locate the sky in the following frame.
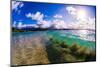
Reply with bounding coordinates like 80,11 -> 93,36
12,1 -> 96,30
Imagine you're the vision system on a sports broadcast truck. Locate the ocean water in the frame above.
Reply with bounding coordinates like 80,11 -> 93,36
12,30 -> 96,50
47,30 -> 96,50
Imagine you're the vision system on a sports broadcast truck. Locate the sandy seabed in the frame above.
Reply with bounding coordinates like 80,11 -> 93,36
11,35 -> 50,65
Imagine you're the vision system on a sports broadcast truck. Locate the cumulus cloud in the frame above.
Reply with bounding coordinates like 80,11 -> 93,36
15,17 -> 95,30
26,12 -> 68,29
67,17 -> 95,30
12,21 -> 17,27
54,14 -> 63,19
77,17 -> 95,30
26,11 -> 52,28
26,12 -> 44,22
17,21 -> 23,29
38,20 -> 52,28
52,19 -> 67,29
12,1 -> 24,11
66,6 -> 76,15
17,21 -> 39,29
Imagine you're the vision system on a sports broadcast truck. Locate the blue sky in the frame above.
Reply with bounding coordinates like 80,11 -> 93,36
12,1 -> 96,29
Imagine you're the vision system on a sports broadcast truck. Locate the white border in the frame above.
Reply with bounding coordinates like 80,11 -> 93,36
16,0 -> 96,5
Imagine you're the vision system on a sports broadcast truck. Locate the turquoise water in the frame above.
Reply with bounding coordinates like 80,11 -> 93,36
12,30 -> 96,50
47,30 -> 96,50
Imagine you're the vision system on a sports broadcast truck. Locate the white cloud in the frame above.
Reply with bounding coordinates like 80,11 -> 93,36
26,12 -> 44,22
23,24 -> 39,28
16,20 -> 51,29
12,1 -> 24,11
26,11 -> 52,28
38,20 -> 52,28
77,17 -> 95,30
12,21 -> 17,27
26,12 -> 68,29
17,11 -> 51,29
15,17 -> 95,30
17,22 -> 23,29
66,6 -> 88,21
54,14 -> 62,19
66,6 -> 76,15
26,13 -> 32,18
52,19 -> 67,29
67,17 -> 95,30
66,6 -> 95,30
17,21 -> 39,29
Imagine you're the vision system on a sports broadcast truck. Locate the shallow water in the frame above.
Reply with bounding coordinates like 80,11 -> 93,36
11,30 -> 96,65
47,30 -> 96,50
12,30 -> 96,50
